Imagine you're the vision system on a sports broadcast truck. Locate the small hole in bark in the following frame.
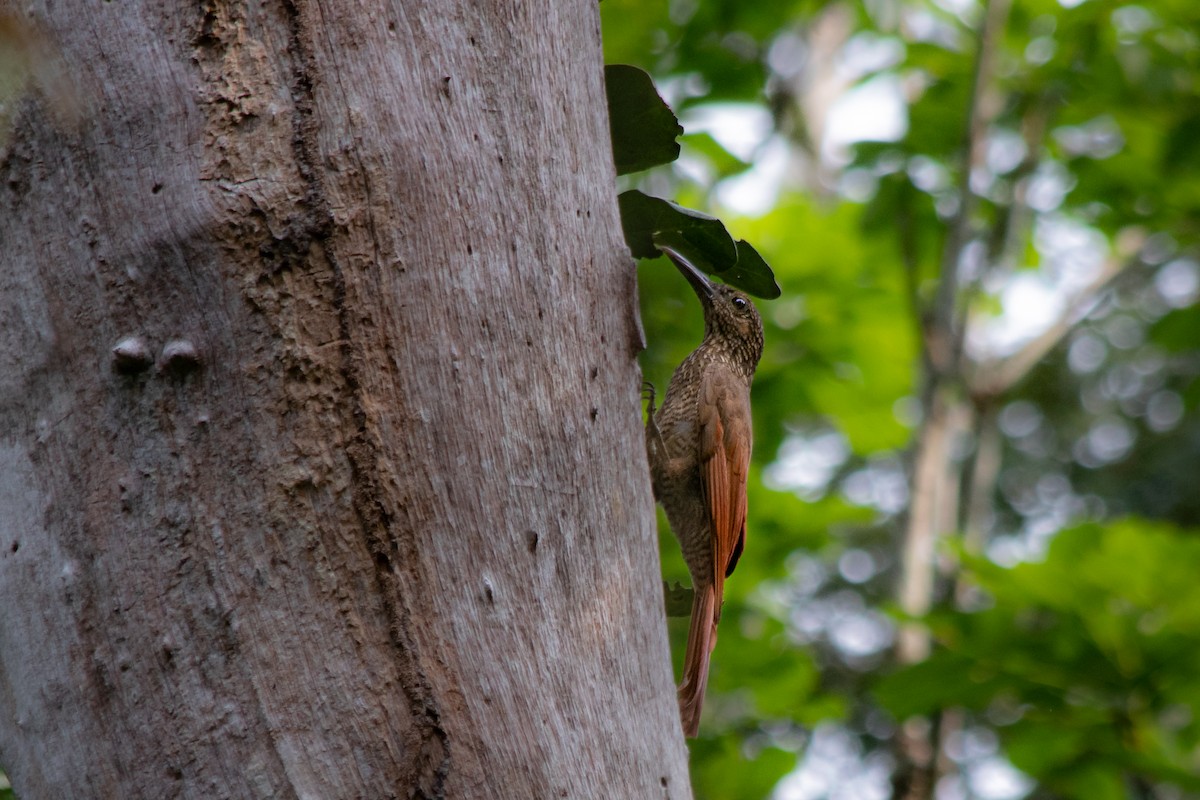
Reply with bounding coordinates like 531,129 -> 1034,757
590,366 -> 598,379
661,777 -> 668,787
482,579 -> 494,605
590,407 -> 598,421
525,530 -> 538,553
151,182 -> 163,194
10,541 -> 18,553
466,244 -> 472,255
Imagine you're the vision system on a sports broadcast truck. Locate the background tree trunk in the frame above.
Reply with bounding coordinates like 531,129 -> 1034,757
0,1 -> 691,797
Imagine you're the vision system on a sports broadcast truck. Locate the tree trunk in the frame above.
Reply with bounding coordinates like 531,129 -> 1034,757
0,1 -> 691,797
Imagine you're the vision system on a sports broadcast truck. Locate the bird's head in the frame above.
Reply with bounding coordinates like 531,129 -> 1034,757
667,249 -> 764,375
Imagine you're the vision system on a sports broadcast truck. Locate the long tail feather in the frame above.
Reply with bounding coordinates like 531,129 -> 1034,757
678,583 -> 718,737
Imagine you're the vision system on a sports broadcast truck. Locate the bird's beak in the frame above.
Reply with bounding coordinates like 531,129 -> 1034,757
661,245 -> 715,303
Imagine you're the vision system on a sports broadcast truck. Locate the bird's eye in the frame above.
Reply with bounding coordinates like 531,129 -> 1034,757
733,297 -> 748,310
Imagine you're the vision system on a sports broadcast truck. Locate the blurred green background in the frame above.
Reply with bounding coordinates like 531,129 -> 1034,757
607,0 -> 1200,798
2,2 -> 1197,797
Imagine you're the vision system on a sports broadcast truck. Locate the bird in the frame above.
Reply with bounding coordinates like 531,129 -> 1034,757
644,246 -> 764,737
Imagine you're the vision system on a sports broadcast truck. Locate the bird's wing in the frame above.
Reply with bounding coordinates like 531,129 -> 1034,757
698,366 -> 751,610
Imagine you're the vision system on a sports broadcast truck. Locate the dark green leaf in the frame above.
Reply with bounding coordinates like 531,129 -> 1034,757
618,190 -> 780,298
653,232 -> 781,298
720,240 -> 782,299
618,189 -> 736,264
604,64 -> 683,176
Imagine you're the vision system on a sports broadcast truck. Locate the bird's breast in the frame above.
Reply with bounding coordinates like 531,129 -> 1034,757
666,419 -> 695,449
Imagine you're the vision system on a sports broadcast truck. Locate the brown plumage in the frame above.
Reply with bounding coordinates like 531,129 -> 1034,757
645,247 -> 764,737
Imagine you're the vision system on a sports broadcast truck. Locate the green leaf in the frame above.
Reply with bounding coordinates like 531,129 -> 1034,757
618,190 -> 781,298
618,189 -> 736,264
604,64 -> 683,176
722,239 -> 782,299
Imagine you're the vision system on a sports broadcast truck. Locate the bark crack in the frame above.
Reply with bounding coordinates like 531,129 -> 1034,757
277,1 -> 450,795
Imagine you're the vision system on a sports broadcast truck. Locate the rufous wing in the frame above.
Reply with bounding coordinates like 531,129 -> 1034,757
677,366 -> 751,736
699,366 -> 751,607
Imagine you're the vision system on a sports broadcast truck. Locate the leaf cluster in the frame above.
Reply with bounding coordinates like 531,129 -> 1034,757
605,64 -> 780,299
876,520 -> 1200,798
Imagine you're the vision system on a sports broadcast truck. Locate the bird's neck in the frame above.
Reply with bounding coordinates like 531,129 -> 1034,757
695,336 -> 755,383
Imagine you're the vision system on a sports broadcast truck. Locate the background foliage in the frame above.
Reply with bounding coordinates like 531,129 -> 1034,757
605,0 -> 1200,798
2,2 -> 1196,797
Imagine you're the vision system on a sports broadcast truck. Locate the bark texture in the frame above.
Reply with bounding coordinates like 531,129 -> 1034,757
0,1 -> 691,797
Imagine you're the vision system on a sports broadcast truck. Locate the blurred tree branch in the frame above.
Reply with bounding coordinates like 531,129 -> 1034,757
969,229 -> 1146,399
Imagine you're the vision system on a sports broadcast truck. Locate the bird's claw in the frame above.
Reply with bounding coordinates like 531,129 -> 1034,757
641,380 -> 657,413
642,380 -> 668,456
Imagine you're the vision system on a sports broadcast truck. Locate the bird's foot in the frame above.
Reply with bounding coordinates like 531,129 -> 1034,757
662,581 -> 695,617
641,380 -> 657,413
642,381 -> 668,455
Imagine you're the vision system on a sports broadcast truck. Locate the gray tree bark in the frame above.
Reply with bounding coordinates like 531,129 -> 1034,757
0,1 -> 692,797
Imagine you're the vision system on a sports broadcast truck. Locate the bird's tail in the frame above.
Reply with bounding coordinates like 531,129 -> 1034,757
678,583 -> 718,737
